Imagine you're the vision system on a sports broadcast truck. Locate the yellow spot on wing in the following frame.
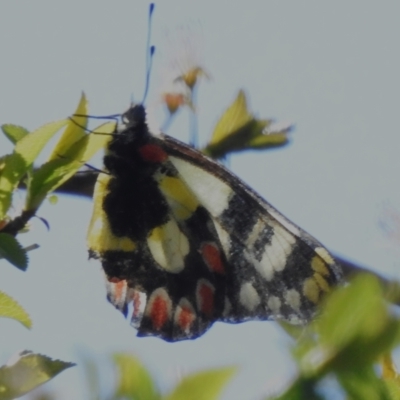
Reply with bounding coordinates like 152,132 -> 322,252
87,174 -> 136,253
313,273 -> 330,292
311,255 -> 330,276
303,277 -> 320,304
147,219 -> 189,273
314,247 -> 335,265
157,175 -> 199,220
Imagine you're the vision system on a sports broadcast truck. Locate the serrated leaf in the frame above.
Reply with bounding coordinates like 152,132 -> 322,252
164,367 -> 236,400
0,351 -> 75,400
0,291 -> 31,328
113,353 -> 160,400
0,233 -> 27,270
48,93 -> 88,161
1,125 -> 29,144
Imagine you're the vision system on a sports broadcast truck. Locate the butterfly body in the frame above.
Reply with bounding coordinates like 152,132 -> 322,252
87,104 -> 342,342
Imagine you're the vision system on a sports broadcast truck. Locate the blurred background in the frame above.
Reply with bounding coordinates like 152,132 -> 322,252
1,1 -> 400,398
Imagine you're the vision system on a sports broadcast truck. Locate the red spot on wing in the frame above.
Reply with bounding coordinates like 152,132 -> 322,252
149,290 -> 171,330
175,300 -> 195,332
139,144 -> 168,163
197,280 -> 215,317
201,243 -> 225,274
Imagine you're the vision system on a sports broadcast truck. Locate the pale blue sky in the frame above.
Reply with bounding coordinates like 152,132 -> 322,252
1,1 -> 400,399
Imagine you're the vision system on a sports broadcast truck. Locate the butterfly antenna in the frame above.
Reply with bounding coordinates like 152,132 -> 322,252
142,3 -> 155,104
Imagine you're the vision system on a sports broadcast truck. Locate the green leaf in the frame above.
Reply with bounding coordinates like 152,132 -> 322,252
0,120 -> 68,220
164,367 -> 236,400
204,90 -> 274,158
0,351 -> 75,400
25,121 -> 114,211
0,233 -> 28,270
48,93 -> 88,161
0,290 -> 31,328
294,275 -> 400,383
113,353 -> 160,400
81,121 -> 114,160
1,125 -> 29,144
209,90 -> 254,144
317,275 -> 400,367
14,119 -> 69,169
272,377 -> 323,400
247,132 -> 289,149
336,367 -> 392,400
0,153 -> 28,219
26,158 -> 83,211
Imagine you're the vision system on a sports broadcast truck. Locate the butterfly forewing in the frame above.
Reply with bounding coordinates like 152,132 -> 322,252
87,104 -> 342,342
164,136 -> 342,325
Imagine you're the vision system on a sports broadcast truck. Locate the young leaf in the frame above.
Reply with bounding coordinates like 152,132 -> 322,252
1,125 -> 29,144
14,119 -> 69,169
0,119 -> 68,220
25,121 -> 114,211
0,290 -> 32,328
204,90 -> 272,158
0,233 -> 28,270
48,93 -> 88,161
113,353 -> 160,400
0,351 -> 75,400
164,367 -> 236,400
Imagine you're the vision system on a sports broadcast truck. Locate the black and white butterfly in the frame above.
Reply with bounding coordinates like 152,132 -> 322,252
87,103 -> 342,342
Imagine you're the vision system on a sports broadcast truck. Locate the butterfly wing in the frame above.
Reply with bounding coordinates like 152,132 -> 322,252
163,135 -> 342,325
87,106 -> 342,342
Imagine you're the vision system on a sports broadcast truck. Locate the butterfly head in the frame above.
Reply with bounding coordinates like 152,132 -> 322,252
118,103 -> 147,132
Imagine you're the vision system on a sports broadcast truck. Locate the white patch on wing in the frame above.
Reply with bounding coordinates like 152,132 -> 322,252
169,157 -> 233,216
212,219 -> 231,256
147,219 -> 189,273
284,289 -> 301,311
267,296 -> 282,315
106,278 -> 127,310
267,208 -> 301,237
245,219 -> 266,248
288,314 -> 303,325
127,289 -> 147,329
253,223 -> 295,281
315,246 -> 335,265
239,282 -> 261,311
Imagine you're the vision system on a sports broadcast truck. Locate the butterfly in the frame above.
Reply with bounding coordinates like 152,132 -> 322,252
87,104 -> 343,342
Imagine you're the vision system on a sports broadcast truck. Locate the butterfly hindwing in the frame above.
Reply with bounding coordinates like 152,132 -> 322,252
87,104 -> 343,342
